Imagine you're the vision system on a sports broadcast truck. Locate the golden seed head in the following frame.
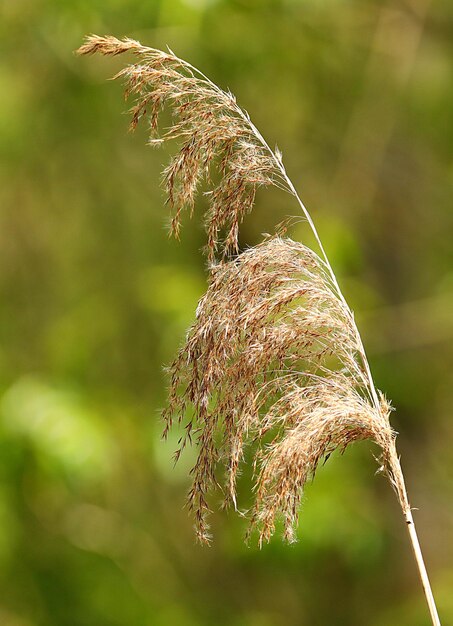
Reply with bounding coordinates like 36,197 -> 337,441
79,36 -> 408,545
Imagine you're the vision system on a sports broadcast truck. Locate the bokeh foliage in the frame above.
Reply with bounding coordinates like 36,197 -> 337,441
1,0 -> 452,624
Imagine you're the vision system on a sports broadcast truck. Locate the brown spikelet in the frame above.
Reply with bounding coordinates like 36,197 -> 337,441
76,34 -> 144,57
77,34 -> 282,261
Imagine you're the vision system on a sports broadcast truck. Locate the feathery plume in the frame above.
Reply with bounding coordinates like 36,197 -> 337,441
163,236 -> 402,544
78,34 -> 282,260
78,35 -> 441,626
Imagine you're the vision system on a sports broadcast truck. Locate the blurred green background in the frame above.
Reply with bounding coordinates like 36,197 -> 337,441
1,0 -> 452,624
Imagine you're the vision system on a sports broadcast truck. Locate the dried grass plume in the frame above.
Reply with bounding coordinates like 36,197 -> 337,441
77,34 -> 407,540
163,236 -> 406,544
78,34 -> 441,626
78,34 -> 281,261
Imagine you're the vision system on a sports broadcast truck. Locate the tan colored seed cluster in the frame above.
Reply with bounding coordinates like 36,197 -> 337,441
78,34 -> 282,261
163,237 -> 401,543
77,36 -> 410,545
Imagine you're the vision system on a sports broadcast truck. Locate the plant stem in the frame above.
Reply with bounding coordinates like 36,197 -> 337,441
404,507 -> 441,626
388,443 -> 441,625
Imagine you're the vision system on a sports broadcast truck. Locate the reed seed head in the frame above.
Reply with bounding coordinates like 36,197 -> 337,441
78,36 -> 410,545
77,35 -> 281,261
164,237 -> 402,543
